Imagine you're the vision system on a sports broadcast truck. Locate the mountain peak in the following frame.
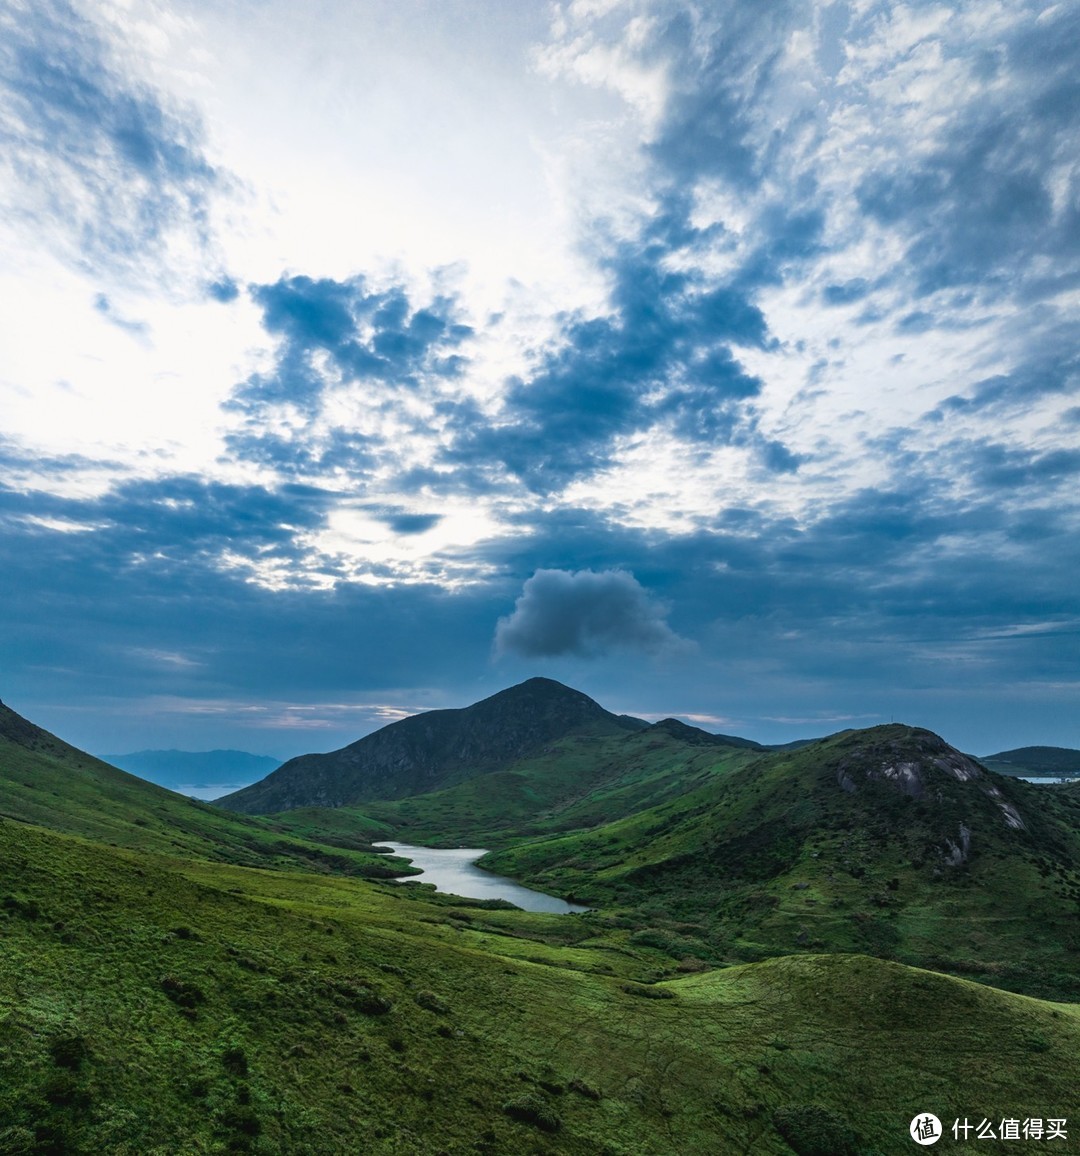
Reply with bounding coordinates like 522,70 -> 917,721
217,678 -> 643,814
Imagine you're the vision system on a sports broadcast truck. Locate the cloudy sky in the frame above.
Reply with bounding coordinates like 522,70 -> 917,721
2,0 -> 1078,760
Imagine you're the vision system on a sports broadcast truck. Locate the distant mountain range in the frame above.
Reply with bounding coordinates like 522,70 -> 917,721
979,745 -> 1080,778
104,748 -> 281,791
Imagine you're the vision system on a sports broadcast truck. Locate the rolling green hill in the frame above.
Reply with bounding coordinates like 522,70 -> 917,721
0,698 -> 403,879
484,724 -> 1080,1000
3,816 -> 1078,1155
5,694 -> 1080,1152
217,678 -> 648,814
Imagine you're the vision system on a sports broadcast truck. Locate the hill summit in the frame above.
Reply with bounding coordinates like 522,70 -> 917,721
217,678 -> 646,814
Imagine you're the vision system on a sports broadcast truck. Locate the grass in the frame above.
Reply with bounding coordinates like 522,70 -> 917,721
482,726 -> 1080,1000
4,705 -> 1080,1151
356,729 -> 760,848
0,713 -> 408,880
3,818 -> 1079,1155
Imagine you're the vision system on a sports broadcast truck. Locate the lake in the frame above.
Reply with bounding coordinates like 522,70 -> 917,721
377,842 -> 589,914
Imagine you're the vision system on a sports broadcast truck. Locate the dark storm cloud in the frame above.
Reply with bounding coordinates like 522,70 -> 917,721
238,274 -> 473,402
371,510 -> 443,535
223,428 -> 380,481
958,442 -> 1080,491
3,443 -> 1078,751
494,568 -> 686,658
0,469 -> 505,751
0,0 -> 220,275
1,472 -> 424,701
206,277 -> 240,303
0,474 -> 337,578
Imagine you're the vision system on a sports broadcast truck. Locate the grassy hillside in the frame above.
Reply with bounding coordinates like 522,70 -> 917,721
6,697 -> 1080,1151
359,725 -> 762,848
3,817 -> 1078,1155
0,700 -> 405,879
484,725 -> 1080,1000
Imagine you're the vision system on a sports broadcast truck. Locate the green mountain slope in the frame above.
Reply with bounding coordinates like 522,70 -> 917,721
485,724 -> 1080,1000
0,698 -> 401,878
3,817 -> 1078,1155
360,721 -> 763,847
980,746 -> 1080,778
217,678 -> 648,814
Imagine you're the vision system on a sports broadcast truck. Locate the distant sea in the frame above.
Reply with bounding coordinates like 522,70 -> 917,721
179,783 -> 256,801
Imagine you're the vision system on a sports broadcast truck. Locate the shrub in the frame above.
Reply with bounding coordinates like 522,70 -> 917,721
569,1077 -> 601,1100
356,990 -> 393,1015
329,978 -> 392,1014
42,1072 -> 89,1110
772,1104 -> 859,1156
221,1046 -> 249,1077
220,1103 -> 261,1137
414,990 -> 448,1014
159,974 -> 206,1008
619,983 -> 675,1000
503,1093 -> 561,1132
48,1035 -> 89,1071
0,1125 -> 35,1155
2,895 -> 39,920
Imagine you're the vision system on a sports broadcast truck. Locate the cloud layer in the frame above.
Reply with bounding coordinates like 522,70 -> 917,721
0,0 -> 1077,756
0,0 -> 220,280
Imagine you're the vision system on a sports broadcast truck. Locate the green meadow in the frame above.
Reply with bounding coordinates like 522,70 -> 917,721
3,697 -> 1080,1152
4,820 -> 1079,1155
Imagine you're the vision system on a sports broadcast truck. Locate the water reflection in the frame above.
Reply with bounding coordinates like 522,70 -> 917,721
378,842 -> 588,914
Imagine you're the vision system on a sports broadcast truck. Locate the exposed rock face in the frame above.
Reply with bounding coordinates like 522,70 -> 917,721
837,737 -> 988,800
944,823 -> 972,867
217,678 -> 645,814
831,726 -> 1027,866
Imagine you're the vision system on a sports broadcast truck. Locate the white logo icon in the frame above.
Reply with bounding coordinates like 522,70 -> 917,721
910,1114 -> 942,1145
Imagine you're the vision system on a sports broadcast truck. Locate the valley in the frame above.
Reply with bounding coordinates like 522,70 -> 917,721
3,680 -> 1080,1153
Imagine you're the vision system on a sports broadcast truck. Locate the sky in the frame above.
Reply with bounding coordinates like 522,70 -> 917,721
1,0 -> 1078,761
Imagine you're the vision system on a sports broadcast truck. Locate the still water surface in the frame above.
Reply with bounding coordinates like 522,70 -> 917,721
379,842 -> 588,914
